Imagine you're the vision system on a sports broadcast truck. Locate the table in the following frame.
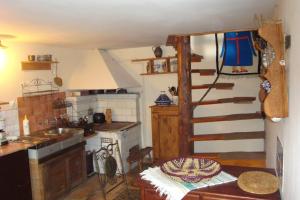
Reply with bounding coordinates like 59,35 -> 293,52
137,165 -> 281,200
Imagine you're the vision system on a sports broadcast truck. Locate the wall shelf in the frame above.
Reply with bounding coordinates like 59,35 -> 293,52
0,101 -> 9,106
132,53 -> 203,76
132,56 -> 176,62
21,61 -> 59,70
258,22 -> 288,119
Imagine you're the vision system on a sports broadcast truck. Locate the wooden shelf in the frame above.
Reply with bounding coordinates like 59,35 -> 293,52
140,72 -> 177,76
132,56 -> 176,62
0,101 -> 9,106
21,61 -> 59,70
258,22 -> 288,118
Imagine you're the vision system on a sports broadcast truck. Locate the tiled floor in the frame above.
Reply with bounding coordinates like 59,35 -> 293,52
64,171 -> 141,200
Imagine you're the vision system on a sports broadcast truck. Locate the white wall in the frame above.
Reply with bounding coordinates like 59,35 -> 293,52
0,35 -> 263,153
108,37 -> 263,151
265,0 -> 300,199
0,41 -> 105,136
0,41 -> 103,101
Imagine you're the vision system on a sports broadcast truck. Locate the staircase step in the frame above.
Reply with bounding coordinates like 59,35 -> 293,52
191,69 -> 216,76
190,131 -> 265,142
192,97 -> 256,106
191,53 -> 204,62
192,112 -> 263,123
192,83 -> 234,90
192,152 -> 266,168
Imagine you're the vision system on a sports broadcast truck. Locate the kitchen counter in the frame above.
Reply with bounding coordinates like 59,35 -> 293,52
0,142 -> 35,157
93,121 -> 139,132
0,128 -> 84,157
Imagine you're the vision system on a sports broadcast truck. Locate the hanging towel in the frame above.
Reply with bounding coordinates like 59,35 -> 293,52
140,167 -> 237,200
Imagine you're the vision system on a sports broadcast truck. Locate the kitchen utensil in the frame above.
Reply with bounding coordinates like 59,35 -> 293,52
105,109 -> 112,124
93,113 -> 106,123
152,46 -> 163,58
117,88 -> 127,94
28,55 -> 35,61
160,157 -> 221,183
54,62 -> 63,87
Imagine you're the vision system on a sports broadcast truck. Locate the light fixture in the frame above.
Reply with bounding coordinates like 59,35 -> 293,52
0,40 -> 7,49
0,34 -> 16,49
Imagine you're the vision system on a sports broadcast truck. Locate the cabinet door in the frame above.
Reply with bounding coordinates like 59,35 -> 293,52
0,150 -> 32,200
68,148 -> 86,188
159,114 -> 179,159
43,156 -> 68,200
152,112 -> 160,160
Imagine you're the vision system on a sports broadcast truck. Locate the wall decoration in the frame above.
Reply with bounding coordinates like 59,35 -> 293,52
216,31 -> 261,75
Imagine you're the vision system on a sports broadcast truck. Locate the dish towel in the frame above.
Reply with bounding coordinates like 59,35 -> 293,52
140,167 -> 237,200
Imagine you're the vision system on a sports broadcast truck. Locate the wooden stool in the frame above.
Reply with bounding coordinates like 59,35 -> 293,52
127,145 -> 153,172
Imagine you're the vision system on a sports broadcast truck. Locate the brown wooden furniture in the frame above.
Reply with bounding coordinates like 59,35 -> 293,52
258,22 -> 288,119
132,56 -> 177,75
127,145 -> 153,171
30,142 -> 86,200
137,165 -> 281,200
132,54 -> 203,76
151,105 -> 179,161
0,150 -> 32,200
21,61 -> 59,70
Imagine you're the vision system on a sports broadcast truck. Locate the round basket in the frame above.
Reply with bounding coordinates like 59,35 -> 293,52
237,171 -> 279,195
160,157 -> 221,183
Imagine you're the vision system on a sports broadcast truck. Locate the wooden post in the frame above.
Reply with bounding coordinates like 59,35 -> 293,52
177,36 -> 193,156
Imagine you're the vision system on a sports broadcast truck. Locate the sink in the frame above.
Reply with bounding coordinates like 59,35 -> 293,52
44,128 -> 73,135
28,128 -> 84,160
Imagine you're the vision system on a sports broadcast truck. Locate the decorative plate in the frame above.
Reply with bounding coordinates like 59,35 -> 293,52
160,157 -> 221,183
155,92 -> 171,105
237,171 -> 279,195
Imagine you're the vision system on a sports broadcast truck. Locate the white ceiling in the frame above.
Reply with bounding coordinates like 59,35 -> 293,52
0,0 -> 277,49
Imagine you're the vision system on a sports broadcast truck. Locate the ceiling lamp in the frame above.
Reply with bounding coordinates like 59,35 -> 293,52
0,34 -> 16,49
0,40 -> 7,49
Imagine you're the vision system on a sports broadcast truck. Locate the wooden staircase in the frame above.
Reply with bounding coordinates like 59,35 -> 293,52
172,35 -> 265,168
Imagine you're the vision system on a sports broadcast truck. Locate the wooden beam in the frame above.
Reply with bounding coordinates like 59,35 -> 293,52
166,35 -> 177,48
169,28 -> 257,37
177,36 -> 193,156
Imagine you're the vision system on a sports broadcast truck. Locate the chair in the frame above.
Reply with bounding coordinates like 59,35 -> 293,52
93,139 -> 129,200
127,145 -> 153,172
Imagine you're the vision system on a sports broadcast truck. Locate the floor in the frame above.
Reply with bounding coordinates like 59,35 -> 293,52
64,168 -> 142,200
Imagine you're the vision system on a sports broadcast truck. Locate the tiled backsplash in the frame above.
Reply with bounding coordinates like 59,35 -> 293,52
17,92 -> 67,135
67,94 -> 140,123
0,93 -> 139,136
0,101 -> 20,136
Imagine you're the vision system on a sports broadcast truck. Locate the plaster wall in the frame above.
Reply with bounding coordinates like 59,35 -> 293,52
109,37 -> 263,152
265,0 -> 300,199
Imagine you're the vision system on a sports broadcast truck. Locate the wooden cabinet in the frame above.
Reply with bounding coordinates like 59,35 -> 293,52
67,147 -> 86,188
151,105 -> 179,160
43,156 -> 68,200
30,142 -> 86,200
0,150 -> 32,200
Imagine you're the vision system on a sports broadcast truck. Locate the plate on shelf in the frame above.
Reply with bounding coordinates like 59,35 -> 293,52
160,157 -> 221,183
